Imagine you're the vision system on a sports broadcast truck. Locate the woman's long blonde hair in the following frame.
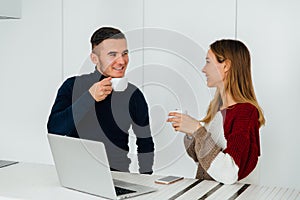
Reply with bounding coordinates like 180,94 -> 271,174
201,39 -> 265,127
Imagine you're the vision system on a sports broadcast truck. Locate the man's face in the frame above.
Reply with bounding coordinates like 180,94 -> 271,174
91,38 -> 128,78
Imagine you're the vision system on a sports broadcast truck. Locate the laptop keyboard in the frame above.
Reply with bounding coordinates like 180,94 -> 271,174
115,186 -> 136,196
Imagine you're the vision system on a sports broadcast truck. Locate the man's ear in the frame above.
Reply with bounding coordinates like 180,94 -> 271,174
90,52 -> 99,64
224,59 -> 231,73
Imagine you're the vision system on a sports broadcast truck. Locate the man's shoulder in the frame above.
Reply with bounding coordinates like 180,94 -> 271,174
59,76 -> 76,89
127,82 -> 138,90
62,71 -> 97,87
72,71 -> 97,82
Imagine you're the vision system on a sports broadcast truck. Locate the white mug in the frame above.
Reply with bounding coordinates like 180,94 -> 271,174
168,109 -> 188,119
111,77 -> 128,92
170,109 -> 182,115
169,109 -> 187,115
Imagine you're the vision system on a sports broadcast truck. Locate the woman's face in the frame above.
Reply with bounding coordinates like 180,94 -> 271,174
202,49 -> 226,88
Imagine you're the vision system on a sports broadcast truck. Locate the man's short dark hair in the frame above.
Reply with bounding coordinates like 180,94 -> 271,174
90,27 -> 126,50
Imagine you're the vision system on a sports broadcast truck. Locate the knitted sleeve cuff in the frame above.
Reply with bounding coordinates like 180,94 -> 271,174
137,151 -> 154,174
193,127 -> 222,170
184,135 -> 198,162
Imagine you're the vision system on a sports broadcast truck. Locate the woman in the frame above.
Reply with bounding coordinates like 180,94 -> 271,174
167,39 -> 265,184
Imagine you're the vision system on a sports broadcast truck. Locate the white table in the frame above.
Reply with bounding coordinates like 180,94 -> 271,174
0,162 -> 299,200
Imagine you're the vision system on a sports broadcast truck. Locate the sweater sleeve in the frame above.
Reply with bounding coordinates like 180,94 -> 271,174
193,127 -> 222,170
222,106 -> 260,180
129,88 -> 154,174
184,136 -> 198,162
47,77 -> 95,136
186,104 -> 260,184
193,127 -> 239,184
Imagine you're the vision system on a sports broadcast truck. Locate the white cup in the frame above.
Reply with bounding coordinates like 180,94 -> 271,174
111,77 -> 128,92
168,109 -> 186,119
169,109 -> 187,115
169,109 -> 188,133
170,109 -> 182,115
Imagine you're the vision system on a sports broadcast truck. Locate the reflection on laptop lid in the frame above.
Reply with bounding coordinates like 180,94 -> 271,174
47,133 -> 156,200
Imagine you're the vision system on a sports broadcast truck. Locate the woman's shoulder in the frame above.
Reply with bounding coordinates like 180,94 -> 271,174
226,103 -> 259,119
229,102 -> 256,111
233,102 -> 256,109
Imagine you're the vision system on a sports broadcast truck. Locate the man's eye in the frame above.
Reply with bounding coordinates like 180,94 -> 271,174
109,53 -> 117,57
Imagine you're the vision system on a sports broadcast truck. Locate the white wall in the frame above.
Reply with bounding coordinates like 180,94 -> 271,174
237,0 -> 300,189
0,0 -> 62,164
0,0 -> 299,190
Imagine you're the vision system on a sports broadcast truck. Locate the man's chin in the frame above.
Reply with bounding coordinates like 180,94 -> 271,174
109,71 -> 125,78
108,74 -> 124,78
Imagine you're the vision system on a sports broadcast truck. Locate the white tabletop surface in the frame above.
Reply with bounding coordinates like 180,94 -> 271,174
0,162 -> 299,200
0,162 -> 196,200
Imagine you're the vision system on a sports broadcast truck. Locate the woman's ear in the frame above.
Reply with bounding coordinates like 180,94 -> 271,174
224,59 -> 231,73
90,52 -> 99,65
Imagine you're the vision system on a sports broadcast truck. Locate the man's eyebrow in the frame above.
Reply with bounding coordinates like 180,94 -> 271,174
107,51 -> 117,55
107,50 -> 129,55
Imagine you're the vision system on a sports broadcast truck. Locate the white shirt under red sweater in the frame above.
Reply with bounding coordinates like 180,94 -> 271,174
184,103 -> 260,184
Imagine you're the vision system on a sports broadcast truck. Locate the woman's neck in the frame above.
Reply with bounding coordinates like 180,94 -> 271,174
219,89 -> 237,110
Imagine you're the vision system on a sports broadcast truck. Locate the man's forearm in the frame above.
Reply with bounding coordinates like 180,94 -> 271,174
47,91 -> 94,135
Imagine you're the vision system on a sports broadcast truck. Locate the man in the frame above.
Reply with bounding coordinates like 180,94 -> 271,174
47,27 -> 154,174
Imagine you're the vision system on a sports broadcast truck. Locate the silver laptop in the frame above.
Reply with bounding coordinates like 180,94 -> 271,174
47,134 -> 156,200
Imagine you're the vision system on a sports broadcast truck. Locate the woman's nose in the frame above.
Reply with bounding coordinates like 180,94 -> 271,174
201,66 -> 206,73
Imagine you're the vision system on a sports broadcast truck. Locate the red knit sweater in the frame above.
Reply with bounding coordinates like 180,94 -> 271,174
221,103 -> 260,180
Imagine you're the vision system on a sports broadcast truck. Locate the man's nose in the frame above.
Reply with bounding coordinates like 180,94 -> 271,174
116,55 -> 125,64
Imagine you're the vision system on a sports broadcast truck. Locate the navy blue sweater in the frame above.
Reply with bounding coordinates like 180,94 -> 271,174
47,69 -> 154,173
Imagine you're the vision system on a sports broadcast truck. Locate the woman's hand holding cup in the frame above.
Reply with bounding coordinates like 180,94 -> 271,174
167,110 -> 202,136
